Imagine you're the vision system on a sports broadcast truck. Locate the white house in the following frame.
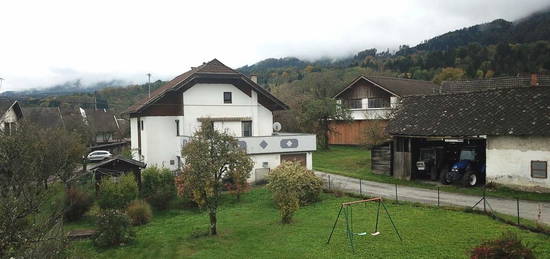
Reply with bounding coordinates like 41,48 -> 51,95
125,59 -> 316,181
330,76 -> 438,145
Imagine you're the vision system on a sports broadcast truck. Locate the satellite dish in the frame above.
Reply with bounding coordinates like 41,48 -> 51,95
273,122 -> 282,132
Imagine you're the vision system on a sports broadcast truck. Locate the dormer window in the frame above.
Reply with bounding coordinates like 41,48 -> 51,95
224,92 -> 232,104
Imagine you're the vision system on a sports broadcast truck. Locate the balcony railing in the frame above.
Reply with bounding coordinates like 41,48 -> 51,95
178,133 -> 317,155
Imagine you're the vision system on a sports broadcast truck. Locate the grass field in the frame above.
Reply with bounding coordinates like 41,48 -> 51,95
313,145 -> 550,202
67,188 -> 550,258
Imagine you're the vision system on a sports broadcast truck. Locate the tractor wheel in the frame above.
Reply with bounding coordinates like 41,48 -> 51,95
439,167 -> 451,185
463,171 -> 478,187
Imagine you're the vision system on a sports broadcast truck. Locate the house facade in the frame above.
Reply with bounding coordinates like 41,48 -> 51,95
0,100 -> 23,134
387,83 -> 550,191
126,59 -> 316,180
330,76 -> 437,145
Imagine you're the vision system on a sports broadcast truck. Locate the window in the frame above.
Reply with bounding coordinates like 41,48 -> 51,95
241,121 -> 252,137
224,92 -> 232,104
175,120 -> 180,136
367,97 -> 391,109
531,161 -> 547,179
344,99 -> 362,109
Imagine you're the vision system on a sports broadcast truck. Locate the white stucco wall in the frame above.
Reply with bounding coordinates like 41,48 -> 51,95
130,118 -> 139,157
141,116 -> 183,170
486,136 -> 550,190
182,83 -> 272,137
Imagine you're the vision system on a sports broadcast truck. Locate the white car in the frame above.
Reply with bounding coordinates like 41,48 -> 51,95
87,150 -> 113,162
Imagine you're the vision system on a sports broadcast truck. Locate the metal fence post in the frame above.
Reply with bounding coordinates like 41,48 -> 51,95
437,187 -> 440,207
359,179 -> 362,196
516,198 -> 520,225
395,184 -> 398,204
328,175 -> 331,191
483,187 -> 486,213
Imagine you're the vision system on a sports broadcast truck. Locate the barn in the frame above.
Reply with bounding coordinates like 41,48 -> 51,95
387,84 -> 550,191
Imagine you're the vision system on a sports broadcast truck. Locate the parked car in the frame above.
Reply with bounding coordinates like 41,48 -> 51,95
87,150 -> 112,162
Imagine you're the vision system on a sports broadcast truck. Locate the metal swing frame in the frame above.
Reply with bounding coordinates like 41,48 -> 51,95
326,197 -> 402,253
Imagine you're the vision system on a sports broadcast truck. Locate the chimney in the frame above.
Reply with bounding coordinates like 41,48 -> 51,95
531,74 -> 539,86
250,74 -> 258,84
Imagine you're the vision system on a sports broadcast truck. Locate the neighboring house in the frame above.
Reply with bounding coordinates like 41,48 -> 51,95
0,100 -> 23,134
387,84 -> 550,191
22,107 -> 65,128
125,59 -> 316,180
82,109 -> 122,143
330,76 -> 438,145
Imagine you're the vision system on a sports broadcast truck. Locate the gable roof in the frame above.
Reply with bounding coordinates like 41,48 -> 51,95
85,109 -> 118,132
388,86 -> 550,137
126,59 -> 288,115
21,107 -> 64,128
0,99 -> 23,120
334,75 -> 438,98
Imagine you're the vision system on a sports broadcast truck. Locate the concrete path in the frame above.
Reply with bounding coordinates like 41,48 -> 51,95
314,171 -> 550,226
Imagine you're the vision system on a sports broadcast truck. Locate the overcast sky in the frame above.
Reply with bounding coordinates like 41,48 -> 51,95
1,0 -> 549,91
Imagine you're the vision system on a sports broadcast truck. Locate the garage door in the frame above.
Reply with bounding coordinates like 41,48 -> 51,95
280,153 -> 306,167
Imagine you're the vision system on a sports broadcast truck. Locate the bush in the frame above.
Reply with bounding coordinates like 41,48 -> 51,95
469,232 -> 535,259
97,174 -> 138,210
64,187 -> 94,222
267,161 -> 323,223
141,166 -> 176,210
92,209 -> 135,248
127,200 -> 152,226
175,172 -> 198,208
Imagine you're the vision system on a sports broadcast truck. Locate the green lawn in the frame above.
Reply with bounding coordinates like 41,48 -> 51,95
67,188 -> 550,258
313,145 -> 550,202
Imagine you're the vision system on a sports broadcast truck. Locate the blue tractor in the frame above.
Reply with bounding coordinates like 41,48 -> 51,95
440,146 -> 486,187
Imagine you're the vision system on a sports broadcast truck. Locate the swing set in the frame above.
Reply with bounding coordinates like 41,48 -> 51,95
326,197 -> 402,253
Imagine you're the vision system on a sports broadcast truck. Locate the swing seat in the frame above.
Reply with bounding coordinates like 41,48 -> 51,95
371,231 -> 380,236
356,232 -> 367,236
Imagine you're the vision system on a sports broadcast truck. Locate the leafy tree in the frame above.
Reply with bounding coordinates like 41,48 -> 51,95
223,154 -> 253,201
181,121 -> 253,235
0,123 -> 67,258
301,98 -> 352,150
37,127 -> 86,189
432,67 -> 466,84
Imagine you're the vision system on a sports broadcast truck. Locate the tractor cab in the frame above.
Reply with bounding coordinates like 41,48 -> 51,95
442,146 -> 486,187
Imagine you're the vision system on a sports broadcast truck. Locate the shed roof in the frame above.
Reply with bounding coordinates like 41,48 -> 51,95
388,86 -> 550,137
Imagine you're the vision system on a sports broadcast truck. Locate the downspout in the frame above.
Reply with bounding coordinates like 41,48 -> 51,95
137,115 -> 142,161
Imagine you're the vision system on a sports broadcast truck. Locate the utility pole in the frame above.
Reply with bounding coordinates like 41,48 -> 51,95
147,73 -> 151,98
0,78 -> 4,91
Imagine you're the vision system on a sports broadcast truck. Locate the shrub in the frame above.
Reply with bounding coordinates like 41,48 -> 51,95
92,209 -> 135,248
175,172 -> 198,208
267,161 -> 323,223
469,232 -> 535,259
141,166 -> 176,210
127,200 -> 152,226
64,187 -> 94,222
97,174 -> 138,210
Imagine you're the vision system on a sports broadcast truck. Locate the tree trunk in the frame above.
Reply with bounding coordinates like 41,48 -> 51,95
321,119 -> 330,150
209,210 -> 217,235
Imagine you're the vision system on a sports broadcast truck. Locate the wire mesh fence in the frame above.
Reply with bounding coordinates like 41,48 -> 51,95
317,172 -> 550,232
